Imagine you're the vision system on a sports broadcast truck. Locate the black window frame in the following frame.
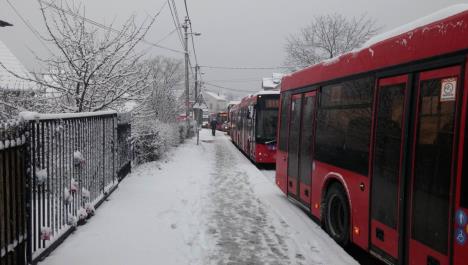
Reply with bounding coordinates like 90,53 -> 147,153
411,78 -> 457,255
314,76 -> 374,176
463,112 -> 468,208
255,95 -> 280,144
371,83 -> 406,229
278,92 -> 291,151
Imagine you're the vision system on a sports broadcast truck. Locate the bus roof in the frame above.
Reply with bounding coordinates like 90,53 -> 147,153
282,4 -> 468,91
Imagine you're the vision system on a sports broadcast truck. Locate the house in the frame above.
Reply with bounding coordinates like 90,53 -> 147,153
0,39 -> 35,92
1,38 -> 36,119
203,91 -> 228,114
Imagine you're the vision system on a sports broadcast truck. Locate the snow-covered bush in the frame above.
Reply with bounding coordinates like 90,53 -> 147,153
67,216 -> 78,227
132,119 -> 180,164
40,227 -> 53,240
73,151 -> 85,166
85,203 -> 95,216
82,187 -> 91,199
77,207 -> 88,224
35,168 -> 48,185
64,187 -> 73,204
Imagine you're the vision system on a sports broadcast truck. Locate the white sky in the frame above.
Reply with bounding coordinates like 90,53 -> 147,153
1,0 -> 467,98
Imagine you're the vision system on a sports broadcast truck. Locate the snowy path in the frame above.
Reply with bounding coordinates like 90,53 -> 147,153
40,129 -> 358,265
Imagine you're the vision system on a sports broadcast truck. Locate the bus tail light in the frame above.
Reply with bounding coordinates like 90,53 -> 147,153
354,226 -> 360,236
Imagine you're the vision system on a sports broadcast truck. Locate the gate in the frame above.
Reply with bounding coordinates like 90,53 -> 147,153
0,120 -> 28,265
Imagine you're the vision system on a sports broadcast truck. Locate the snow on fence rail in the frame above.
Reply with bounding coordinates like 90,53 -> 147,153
0,111 -> 132,265
0,119 -> 28,265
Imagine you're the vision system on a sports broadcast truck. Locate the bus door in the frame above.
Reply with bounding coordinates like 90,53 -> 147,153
371,74 -> 408,263
371,66 -> 462,265
288,92 -> 317,206
287,94 -> 302,199
407,66 -> 461,265
298,92 -> 317,206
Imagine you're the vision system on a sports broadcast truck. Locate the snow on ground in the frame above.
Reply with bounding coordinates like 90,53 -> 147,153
260,169 -> 276,184
40,129 -> 358,265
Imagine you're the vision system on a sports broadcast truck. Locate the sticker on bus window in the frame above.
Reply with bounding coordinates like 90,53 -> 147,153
455,228 -> 466,245
440,78 -> 457,102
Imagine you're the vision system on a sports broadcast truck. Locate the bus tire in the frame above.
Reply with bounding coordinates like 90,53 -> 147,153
323,183 -> 350,246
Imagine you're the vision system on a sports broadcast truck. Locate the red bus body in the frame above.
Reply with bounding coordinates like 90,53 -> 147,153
229,91 -> 280,164
276,7 -> 468,265
216,111 -> 229,131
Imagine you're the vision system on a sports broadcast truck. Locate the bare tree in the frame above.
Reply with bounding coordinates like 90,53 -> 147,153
132,56 -> 184,123
285,13 -> 379,68
0,0 -> 155,113
131,56 -> 186,163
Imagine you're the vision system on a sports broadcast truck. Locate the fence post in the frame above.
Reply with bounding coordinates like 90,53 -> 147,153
102,118 -> 105,194
25,121 -> 32,264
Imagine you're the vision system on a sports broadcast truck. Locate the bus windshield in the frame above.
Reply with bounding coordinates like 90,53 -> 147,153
256,96 -> 279,143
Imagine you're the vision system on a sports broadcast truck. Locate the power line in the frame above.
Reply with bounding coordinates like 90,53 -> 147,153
204,82 -> 258,93
155,27 -> 179,45
168,0 -> 195,78
204,78 -> 260,83
200,65 -> 297,70
5,0 -> 54,54
183,0 -> 199,67
39,0 -> 185,54
167,0 -> 185,50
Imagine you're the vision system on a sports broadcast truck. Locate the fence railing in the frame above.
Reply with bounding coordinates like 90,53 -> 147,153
0,111 -> 132,265
117,113 -> 132,181
0,119 -> 28,265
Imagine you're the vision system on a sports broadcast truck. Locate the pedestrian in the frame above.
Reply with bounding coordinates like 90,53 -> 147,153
210,118 -> 218,136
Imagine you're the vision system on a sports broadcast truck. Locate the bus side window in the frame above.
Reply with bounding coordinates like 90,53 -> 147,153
278,93 -> 291,152
315,77 -> 373,176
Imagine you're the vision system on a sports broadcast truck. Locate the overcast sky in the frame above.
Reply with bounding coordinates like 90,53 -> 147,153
1,0 -> 467,98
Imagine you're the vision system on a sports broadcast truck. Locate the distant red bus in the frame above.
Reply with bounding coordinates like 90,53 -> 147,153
216,111 -> 229,131
230,91 -> 280,164
276,7 -> 468,265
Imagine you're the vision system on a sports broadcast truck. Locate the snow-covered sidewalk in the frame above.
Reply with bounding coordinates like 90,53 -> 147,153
40,129 -> 358,265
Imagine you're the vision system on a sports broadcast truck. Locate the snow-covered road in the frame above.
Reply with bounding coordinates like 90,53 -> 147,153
40,129 -> 358,265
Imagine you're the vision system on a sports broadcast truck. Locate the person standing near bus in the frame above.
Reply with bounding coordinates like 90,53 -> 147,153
210,118 -> 218,136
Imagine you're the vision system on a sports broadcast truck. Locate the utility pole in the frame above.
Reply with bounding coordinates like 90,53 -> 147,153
183,17 -> 190,129
194,64 -> 199,145
194,65 -> 199,102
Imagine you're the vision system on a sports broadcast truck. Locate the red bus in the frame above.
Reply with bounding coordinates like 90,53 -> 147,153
276,7 -> 468,265
230,91 -> 280,164
216,111 -> 229,131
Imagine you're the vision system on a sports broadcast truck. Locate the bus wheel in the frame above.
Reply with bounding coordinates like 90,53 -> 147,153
323,184 -> 350,246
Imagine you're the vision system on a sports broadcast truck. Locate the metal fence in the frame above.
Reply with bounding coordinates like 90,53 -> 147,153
117,113 -> 132,181
0,120 -> 28,265
0,111 -> 133,265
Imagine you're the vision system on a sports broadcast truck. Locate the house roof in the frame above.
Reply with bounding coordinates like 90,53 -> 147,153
204,91 -> 227,101
0,39 -> 35,91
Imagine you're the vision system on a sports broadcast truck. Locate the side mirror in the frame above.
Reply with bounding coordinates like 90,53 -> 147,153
247,106 -> 254,119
